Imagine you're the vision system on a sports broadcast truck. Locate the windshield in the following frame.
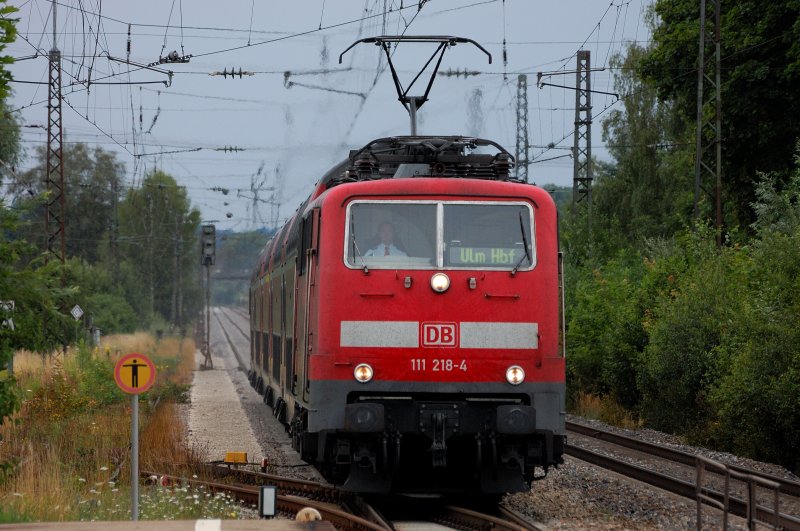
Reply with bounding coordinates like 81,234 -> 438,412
443,204 -> 532,268
345,201 -> 535,270
347,202 -> 437,268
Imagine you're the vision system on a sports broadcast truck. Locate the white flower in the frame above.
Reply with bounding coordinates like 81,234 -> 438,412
78,478 -> 86,483
100,466 -> 108,471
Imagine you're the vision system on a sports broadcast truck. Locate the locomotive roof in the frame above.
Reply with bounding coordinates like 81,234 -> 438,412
317,136 -> 523,190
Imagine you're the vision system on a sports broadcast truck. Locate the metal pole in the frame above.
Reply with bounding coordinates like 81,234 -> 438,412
693,0 -> 707,220
409,97 -> 418,135
714,0 -> 722,248
205,264 -> 212,368
131,393 -> 139,520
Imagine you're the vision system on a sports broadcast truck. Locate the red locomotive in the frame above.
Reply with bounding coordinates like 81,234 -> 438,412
248,136 -> 565,494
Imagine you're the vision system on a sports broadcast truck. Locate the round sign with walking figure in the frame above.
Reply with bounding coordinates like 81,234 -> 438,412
114,353 -> 156,394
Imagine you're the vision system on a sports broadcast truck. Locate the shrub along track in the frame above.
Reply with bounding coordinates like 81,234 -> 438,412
565,420 -> 800,530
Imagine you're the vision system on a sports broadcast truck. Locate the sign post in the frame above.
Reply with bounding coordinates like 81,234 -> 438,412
114,353 -> 156,521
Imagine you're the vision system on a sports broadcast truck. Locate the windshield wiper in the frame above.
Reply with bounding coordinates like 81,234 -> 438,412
350,214 -> 368,273
511,210 -> 532,276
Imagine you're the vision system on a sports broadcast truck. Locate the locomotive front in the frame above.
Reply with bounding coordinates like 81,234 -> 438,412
300,137 -> 566,494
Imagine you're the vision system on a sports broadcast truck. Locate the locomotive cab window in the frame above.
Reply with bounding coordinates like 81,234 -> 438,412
345,200 -> 535,270
347,202 -> 437,268
443,204 -> 533,269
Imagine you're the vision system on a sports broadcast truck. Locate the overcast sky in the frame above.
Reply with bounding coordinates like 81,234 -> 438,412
6,0 -> 651,231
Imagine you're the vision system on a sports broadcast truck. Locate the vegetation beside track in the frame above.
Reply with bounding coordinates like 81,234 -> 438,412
0,333 -> 246,522
563,0 -> 800,475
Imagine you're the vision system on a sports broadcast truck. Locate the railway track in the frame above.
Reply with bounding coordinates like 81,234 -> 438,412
211,307 -> 249,372
144,466 -> 537,530
566,420 -> 800,530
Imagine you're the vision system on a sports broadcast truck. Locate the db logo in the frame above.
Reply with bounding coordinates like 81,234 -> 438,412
421,322 -> 458,347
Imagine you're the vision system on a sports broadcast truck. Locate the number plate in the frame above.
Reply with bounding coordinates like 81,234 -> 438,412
410,359 -> 467,372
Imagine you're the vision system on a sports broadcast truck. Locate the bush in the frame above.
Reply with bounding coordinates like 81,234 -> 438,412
637,236 -> 749,437
708,229 -> 800,472
567,253 -> 647,409
85,293 -> 139,334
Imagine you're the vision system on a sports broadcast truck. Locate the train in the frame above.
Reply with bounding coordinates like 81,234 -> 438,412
248,135 -> 565,494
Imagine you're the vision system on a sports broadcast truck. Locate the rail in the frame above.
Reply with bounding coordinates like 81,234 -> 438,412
565,441 -> 800,530
566,420 -> 800,498
143,471 -> 388,531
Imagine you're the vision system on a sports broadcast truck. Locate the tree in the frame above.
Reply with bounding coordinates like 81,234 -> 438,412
0,0 -> 19,185
639,0 -> 800,225
1,201 -> 73,477
14,143 -> 125,263
118,171 -> 202,328
0,0 -> 17,101
597,44 -> 694,243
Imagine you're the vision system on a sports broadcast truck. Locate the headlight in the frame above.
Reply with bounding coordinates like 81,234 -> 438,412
430,272 -> 450,293
506,365 -> 525,385
354,363 -> 374,383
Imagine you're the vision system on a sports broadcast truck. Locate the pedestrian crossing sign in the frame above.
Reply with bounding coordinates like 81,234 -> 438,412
114,353 -> 156,394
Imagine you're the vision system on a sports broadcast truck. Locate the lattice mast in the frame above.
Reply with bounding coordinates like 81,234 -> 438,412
45,0 -> 65,270
694,0 -> 723,247
515,74 -> 530,182
572,50 -> 592,221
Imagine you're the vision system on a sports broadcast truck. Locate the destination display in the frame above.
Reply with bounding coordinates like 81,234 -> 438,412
449,246 -> 527,266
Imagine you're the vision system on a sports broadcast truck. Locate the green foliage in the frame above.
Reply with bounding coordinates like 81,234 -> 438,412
15,144 -> 126,263
707,170 -> 800,471
0,1 -> 18,101
750,144 -> 800,235
637,231 -> 749,435
75,345 -> 127,407
118,171 -> 202,328
84,293 -> 138,334
567,253 -> 647,408
0,99 -> 21,176
594,44 -> 694,248
640,0 -> 800,222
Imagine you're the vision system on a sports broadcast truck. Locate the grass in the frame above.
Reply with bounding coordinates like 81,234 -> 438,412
571,391 -> 643,430
0,332 -> 220,522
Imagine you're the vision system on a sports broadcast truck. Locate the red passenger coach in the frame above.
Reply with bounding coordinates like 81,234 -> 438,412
249,137 -> 565,494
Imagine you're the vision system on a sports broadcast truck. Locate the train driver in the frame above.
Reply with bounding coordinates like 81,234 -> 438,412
364,221 -> 407,257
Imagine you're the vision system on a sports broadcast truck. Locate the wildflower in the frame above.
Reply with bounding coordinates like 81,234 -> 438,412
100,466 -> 108,471
108,481 -> 116,486
78,478 -> 86,483
89,489 -> 99,494
192,474 -> 198,479
26,389 -> 32,392
112,489 -> 119,493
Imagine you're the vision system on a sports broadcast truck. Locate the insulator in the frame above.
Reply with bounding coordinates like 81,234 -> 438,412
354,153 -> 376,179
492,153 -> 513,179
